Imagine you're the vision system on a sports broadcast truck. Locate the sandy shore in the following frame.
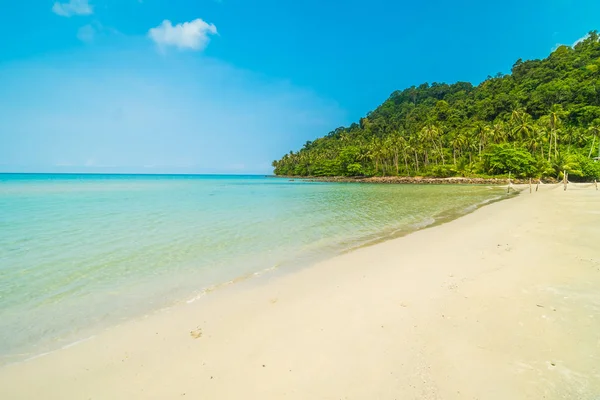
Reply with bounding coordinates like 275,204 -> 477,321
1,184 -> 599,399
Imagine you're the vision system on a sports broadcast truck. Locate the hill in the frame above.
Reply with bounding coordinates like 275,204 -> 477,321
272,32 -> 600,181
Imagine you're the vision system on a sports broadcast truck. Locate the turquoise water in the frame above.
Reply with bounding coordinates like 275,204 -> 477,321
0,174 -> 504,364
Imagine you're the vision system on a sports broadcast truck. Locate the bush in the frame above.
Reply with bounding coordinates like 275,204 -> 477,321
482,144 -> 536,177
346,163 -> 363,176
427,164 -> 458,178
312,159 -> 342,176
571,154 -> 600,181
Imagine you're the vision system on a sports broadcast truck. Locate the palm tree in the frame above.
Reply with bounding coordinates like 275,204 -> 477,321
450,133 -> 468,166
408,133 -> 421,173
472,123 -> 491,155
546,106 -> 567,160
386,135 -> 400,176
421,124 -> 445,165
526,127 -> 545,158
588,124 -> 600,158
552,153 -> 582,180
549,110 -> 559,160
368,137 -> 384,175
561,127 -> 579,152
510,109 -> 534,141
466,130 -> 479,166
491,122 -> 508,144
400,137 -> 412,175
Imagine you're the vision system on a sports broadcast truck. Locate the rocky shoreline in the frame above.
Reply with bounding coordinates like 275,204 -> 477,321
274,176 -> 556,185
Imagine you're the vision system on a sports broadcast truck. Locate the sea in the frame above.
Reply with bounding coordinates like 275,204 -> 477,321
0,173 -> 505,364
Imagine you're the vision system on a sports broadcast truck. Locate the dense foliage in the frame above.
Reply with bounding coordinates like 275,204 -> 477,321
273,32 -> 600,181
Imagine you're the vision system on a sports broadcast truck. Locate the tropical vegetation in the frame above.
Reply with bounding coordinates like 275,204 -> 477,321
273,32 -> 600,181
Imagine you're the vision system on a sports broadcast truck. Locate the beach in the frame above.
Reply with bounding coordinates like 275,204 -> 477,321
1,183 -> 598,399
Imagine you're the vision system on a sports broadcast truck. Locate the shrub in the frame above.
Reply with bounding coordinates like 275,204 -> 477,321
482,144 -> 536,177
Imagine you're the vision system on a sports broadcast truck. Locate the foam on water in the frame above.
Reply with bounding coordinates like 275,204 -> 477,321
0,174 -> 505,364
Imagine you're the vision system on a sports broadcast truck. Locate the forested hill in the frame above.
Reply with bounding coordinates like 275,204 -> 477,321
272,31 -> 600,181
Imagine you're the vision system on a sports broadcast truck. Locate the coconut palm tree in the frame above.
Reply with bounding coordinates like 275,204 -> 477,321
510,109 -> 534,141
588,124 -> 600,158
450,133 -> 468,166
526,127 -> 545,158
491,122 -> 508,144
421,124 -> 445,165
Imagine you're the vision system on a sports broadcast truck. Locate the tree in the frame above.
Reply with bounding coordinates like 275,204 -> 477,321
510,109 -> 534,141
273,32 -> 600,179
482,144 -> 536,177
588,124 -> 600,158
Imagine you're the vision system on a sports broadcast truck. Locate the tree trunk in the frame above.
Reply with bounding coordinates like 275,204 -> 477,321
414,150 -> 419,172
439,140 -> 445,165
554,130 -> 558,159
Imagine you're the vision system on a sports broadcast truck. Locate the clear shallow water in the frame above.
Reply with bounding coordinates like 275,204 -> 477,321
0,174 -> 504,364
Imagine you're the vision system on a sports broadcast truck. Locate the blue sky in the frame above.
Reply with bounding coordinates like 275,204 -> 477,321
0,0 -> 598,174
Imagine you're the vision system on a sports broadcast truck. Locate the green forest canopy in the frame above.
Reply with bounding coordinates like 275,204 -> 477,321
272,31 -> 600,181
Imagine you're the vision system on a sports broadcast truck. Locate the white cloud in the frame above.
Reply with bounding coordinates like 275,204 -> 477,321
573,34 -> 589,47
77,24 -> 96,43
76,22 -> 121,43
52,0 -> 93,17
551,33 -> 592,51
148,19 -> 217,51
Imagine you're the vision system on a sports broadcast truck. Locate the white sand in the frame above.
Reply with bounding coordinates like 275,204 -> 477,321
1,184 -> 599,399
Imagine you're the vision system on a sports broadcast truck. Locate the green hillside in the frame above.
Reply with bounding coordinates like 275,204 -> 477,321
273,32 -> 600,181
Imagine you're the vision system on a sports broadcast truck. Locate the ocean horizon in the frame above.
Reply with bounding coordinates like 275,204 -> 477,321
0,173 -> 505,364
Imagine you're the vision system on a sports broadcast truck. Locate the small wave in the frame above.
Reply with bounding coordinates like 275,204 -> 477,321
185,264 -> 281,304
412,217 -> 436,229
19,335 -> 97,364
462,195 -> 503,214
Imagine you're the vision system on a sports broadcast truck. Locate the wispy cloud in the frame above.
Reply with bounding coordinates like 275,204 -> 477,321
76,22 -> 120,43
52,0 -> 93,17
148,19 -> 217,51
573,33 -> 590,47
77,24 -> 96,43
551,33 -> 591,52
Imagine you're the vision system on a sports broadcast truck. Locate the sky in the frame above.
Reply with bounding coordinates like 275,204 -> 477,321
0,0 -> 599,174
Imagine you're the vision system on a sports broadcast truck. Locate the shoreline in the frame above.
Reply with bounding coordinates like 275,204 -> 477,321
276,175 -> 561,185
1,184 -> 599,399
0,184 -> 513,367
